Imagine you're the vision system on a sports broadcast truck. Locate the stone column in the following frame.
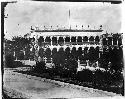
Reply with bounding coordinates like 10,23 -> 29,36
112,39 -> 114,46
86,60 -> 89,68
64,37 -> 65,45
93,36 -> 95,43
70,36 -> 71,44
57,36 -> 59,45
116,38 -> 118,46
77,58 -> 80,67
50,36 -> 52,46
63,36 -> 65,45
96,61 -> 99,67
43,36 -> 46,43
76,36 -> 78,45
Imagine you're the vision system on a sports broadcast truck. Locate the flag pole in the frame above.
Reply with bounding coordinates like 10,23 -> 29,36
69,9 -> 71,29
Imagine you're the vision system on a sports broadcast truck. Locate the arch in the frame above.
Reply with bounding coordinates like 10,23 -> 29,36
52,37 -> 57,45
71,36 -> 76,45
65,37 -> 70,42
77,36 -> 82,43
58,37 -> 64,45
77,47 -> 83,56
89,46 -> 95,52
88,47 -> 95,62
45,36 -> 51,45
102,38 -> 107,46
52,48 -> 57,60
59,47 -> 64,53
83,36 -> 88,42
78,47 -> 84,61
118,37 -> 122,46
65,47 -> 71,59
65,37 -> 70,44
84,47 -> 88,54
65,47 -> 70,54
52,48 -> 57,55
58,47 -> 65,65
71,47 -> 77,59
71,36 -> 76,42
45,48 -> 51,58
52,48 -> 58,65
89,36 -> 94,42
95,36 -> 100,42
38,36 -> 44,42
71,47 -> 76,54
38,36 -> 44,46
113,34 -> 118,45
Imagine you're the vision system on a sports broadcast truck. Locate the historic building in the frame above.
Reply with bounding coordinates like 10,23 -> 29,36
23,26 -> 123,71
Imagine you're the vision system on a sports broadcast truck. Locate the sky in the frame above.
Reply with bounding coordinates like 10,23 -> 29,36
4,1 -> 122,40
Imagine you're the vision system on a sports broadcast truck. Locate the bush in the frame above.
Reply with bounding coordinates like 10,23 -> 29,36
77,69 -> 93,82
13,61 -> 24,67
94,69 -> 105,84
33,61 -> 46,73
94,70 -> 114,85
5,54 -> 15,68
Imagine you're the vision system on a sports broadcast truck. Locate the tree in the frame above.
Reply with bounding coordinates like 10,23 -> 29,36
5,54 -> 15,68
39,48 -> 45,58
110,47 -> 123,72
12,36 -> 31,60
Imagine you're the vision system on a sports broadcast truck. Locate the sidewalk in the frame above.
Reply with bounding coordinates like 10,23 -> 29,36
3,69 -> 120,99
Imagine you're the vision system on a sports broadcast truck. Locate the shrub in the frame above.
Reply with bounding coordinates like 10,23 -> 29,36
5,54 -> 15,68
33,61 -> 46,73
77,69 -> 93,82
13,61 -> 24,67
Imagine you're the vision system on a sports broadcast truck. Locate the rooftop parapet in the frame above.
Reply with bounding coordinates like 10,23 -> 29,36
32,29 -> 103,32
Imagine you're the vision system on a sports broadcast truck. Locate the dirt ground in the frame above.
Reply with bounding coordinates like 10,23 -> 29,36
3,68 -> 120,99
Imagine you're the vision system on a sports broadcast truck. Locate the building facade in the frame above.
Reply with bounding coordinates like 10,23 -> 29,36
25,27 -> 123,71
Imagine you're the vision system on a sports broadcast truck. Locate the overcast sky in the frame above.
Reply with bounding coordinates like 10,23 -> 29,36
4,1 -> 121,40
